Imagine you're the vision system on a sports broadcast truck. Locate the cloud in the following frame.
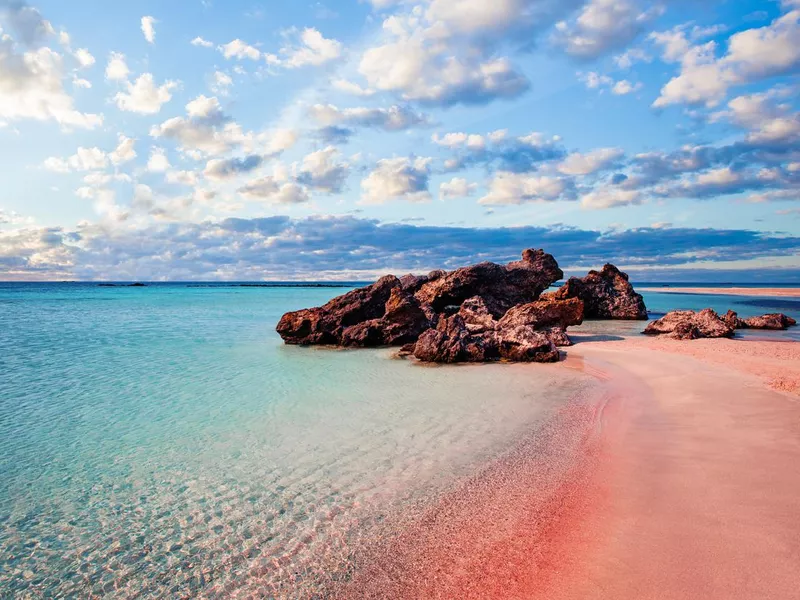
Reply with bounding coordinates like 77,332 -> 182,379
109,134 -> 136,165
210,70 -> 232,94
141,16 -> 156,44
237,178 -> 310,204
479,172 -> 572,205
147,147 -> 171,172
716,90 -> 800,145
309,103 -> 431,132
4,216 -> 800,281
279,27 -> 342,68
434,130 -> 565,173
580,187 -> 642,209
361,157 -> 432,204
577,71 -> 642,95
203,154 -> 264,181
44,146 -> 107,172
332,78 -> 375,96
558,147 -> 623,175
554,0 -> 662,59
74,48 -> 94,68
439,177 -> 478,200
150,94 -> 296,158
0,0 -> 54,46
113,73 -> 178,114
0,33 -> 102,128
191,36 -> 214,48
105,51 -> 129,80
654,10 -> 800,108
219,39 -> 261,60
295,146 -> 349,193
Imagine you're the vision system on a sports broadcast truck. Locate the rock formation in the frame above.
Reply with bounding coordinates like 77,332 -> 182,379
643,309 -> 735,340
546,264 -> 647,320
723,310 -> 797,331
276,249 -> 591,363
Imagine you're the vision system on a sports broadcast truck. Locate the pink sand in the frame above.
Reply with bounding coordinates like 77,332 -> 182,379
639,286 -> 800,297
331,337 -> 800,599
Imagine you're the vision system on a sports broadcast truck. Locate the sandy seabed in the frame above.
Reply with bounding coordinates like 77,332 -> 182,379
328,335 -> 800,600
639,286 -> 800,298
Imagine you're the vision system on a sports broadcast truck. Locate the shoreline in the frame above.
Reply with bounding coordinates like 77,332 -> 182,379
332,336 -> 800,598
639,286 -> 800,298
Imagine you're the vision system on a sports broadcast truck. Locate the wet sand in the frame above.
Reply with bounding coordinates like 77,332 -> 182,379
334,337 -> 800,599
639,286 -> 800,298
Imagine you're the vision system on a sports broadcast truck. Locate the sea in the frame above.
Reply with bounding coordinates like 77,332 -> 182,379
1,281 -> 797,597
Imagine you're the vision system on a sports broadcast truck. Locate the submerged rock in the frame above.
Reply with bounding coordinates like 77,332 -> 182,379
547,264 -> 647,320
643,309 -> 735,340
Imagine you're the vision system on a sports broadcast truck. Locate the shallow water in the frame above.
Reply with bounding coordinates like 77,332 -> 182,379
0,283 -> 593,598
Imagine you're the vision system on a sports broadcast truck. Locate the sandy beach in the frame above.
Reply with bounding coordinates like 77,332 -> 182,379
334,335 -> 800,599
639,287 -> 800,298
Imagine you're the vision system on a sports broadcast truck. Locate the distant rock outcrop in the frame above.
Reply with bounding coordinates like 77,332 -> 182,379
723,310 -> 797,331
644,309 -> 735,340
546,264 -> 647,320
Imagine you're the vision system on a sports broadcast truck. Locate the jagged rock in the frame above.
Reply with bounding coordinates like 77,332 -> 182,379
547,264 -> 647,320
541,326 -> 573,348
414,249 -> 563,318
458,296 -> 497,334
498,297 -> 584,330
722,310 -> 746,329
380,288 -> 431,345
276,275 -> 401,345
341,320 -> 385,347
495,326 -> 560,362
413,315 -> 482,363
742,313 -> 797,330
722,310 -> 796,331
643,309 -> 735,340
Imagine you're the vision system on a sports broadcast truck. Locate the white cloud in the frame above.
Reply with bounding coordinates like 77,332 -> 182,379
612,79 -> 642,95
44,147 -> 108,172
210,70 -> 232,94
238,177 -> 310,204
191,36 -> 214,48
558,147 -> 623,175
479,172 -> 570,205
219,39 -> 261,60
109,134 -> 137,165
280,28 -> 342,68
361,157 -> 432,204
581,187 -> 642,209
113,73 -> 178,114
554,0 -> 662,59
105,51 -> 129,81
74,48 -> 95,68
141,16 -> 156,44
439,177 -> 478,199
295,146 -> 349,193
332,78 -> 375,96
166,170 -> 198,186
721,90 -> 800,144
309,103 -> 430,131
654,10 -> 800,108
0,38 -> 102,129
147,147 -> 171,172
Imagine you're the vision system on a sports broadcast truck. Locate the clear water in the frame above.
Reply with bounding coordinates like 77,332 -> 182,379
0,283 -> 594,598
1,282 -> 797,598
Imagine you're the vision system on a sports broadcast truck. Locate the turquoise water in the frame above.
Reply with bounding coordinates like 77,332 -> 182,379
1,282 -> 797,598
0,283 -> 595,598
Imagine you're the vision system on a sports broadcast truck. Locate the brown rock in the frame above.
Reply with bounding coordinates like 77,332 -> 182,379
643,309 -> 735,340
742,313 -> 798,330
380,288 -> 431,345
457,296 -> 497,333
276,275 -> 401,345
722,310 -> 746,329
550,264 -> 647,320
498,297 -> 584,330
414,249 -> 563,317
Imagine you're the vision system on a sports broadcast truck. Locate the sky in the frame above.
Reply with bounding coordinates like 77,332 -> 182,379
0,0 -> 799,281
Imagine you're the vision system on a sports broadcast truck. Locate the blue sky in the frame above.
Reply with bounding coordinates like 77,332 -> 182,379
1,0 -> 799,280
